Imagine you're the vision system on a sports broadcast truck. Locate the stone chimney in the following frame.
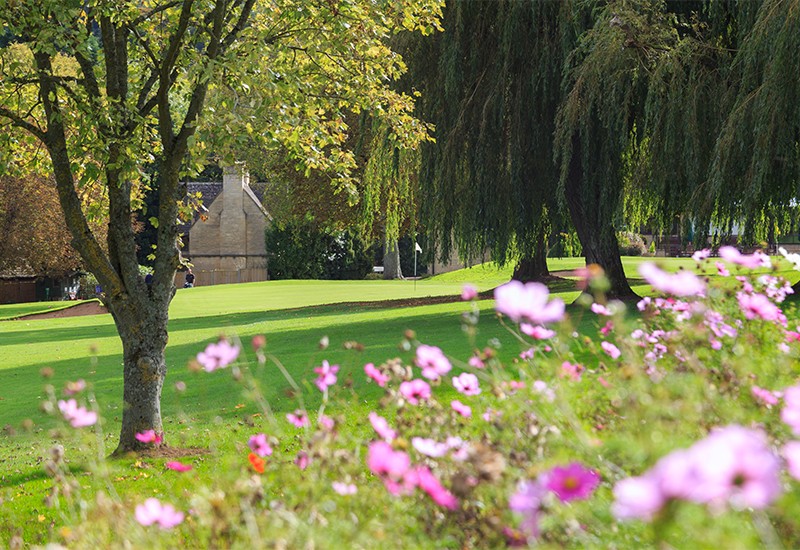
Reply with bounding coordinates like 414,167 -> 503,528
220,163 -> 248,261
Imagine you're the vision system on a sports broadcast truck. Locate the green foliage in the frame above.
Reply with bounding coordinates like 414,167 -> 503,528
549,231 -> 583,259
265,222 -> 372,280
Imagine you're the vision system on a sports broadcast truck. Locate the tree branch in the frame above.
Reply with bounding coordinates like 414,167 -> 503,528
0,105 -> 47,142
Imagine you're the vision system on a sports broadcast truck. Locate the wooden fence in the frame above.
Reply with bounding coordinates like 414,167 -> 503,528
0,280 -> 36,304
174,268 -> 268,288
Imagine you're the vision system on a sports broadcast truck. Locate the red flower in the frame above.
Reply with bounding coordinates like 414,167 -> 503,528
248,452 -> 265,474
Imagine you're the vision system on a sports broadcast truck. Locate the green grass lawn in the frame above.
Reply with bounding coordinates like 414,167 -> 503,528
2,255 -> 799,544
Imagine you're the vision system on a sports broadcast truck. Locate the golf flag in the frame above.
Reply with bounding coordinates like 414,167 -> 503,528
415,242 -> 422,253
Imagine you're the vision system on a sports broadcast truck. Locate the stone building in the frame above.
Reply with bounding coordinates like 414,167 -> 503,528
181,165 -> 271,284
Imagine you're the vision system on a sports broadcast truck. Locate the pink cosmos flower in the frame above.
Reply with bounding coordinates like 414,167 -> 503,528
468,355 -> 485,369
367,441 -> 415,495
716,262 -> 730,276
612,475 -> 664,521
782,384 -> 800,435
369,412 -> 397,441
519,348 -> 535,360
461,284 -> 478,301
135,498 -> 184,529
692,248 -> 711,262
196,339 -> 240,372
57,399 -> 97,428
415,345 -> 452,380
560,361 -> 584,381
483,408 -> 502,422
165,461 -> 193,472
783,441 -> 800,481
638,263 -> 705,297
494,281 -> 565,325
399,379 -> 431,405
452,372 -> 481,396
520,324 -> 555,339
688,425 -> 781,510
451,400 -> 472,418
314,360 -> 339,392
64,379 -> 86,396
601,341 -> 621,360
590,303 -> 612,316
737,292 -> 782,322
364,363 -> 389,387
135,430 -> 163,444
751,386 -> 780,407
286,410 -> 310,428
600,321 -> 614,336
532,380 -> 554,401
415,465 -> 458,510
509,480 -> 545,538
332,481 -> 357,495
719,246 -> 772,269
248,433 -> 273,457
412,437 -> 449,458
544,463 -> 600,502
318,414 -> 335,431
295,451 -> 309,470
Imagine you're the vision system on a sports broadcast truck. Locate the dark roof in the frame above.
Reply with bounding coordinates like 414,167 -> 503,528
179,181 -> 271,234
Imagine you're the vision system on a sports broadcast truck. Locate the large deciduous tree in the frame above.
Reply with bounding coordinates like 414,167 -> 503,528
0,0 -> 440,453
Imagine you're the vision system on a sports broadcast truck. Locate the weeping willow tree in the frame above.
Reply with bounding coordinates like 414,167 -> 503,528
621,0 -> 799,253
413,0 -> 573,281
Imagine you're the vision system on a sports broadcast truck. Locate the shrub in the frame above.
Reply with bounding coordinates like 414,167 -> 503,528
617,231 -> 647,256
265,222 -> 372,280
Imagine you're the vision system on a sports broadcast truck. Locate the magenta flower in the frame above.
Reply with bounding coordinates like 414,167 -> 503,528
411,437 -> 449,458
560,361 -> 584,381
692,248 -> 711,262
399,379 -> 431,405
196,339 -> 240,372
415,345 -> 452,380
468,355 -> 485,369
57,399 -> 97,428
688,425 -> 781,510
248,433 -> 273,457
590,303 -> 612,316
751,386 -> 780,406
782,384 -> 800,435
612,475 -> 665,521
318,414 -> 335,431
716,262 -> 730,276
494,281 -> 565,325
313,360 -> 339,392
783,442 -> 800,480
719,246 -> 771,269
509,479 -> 545,538
638,263 -> 705,297
415,465 -> 458,510
738,292 -> 782,322
364,362 -> 389,387
544,463 -> 600,502
519,348 -> 535,360
332,481 -> 357,495
367,441 -> 416,495
520,324 -> 555,339
135,498 -> 184,529
461,284 -> 478,301
451,400 -> 472,418
601,341 -> 621,360
165,461 -> 192,472
369,412 -> 397,441
452,372 -> 481,396
286,410 -> 310,428
135,430 -> 162,444
295,451 -> 309,470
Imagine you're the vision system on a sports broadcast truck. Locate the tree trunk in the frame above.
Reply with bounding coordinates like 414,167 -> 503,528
383,238 -> 403,280
110,300 -> 169,454
512,234 -> 550,281
565,137 -> 636,300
